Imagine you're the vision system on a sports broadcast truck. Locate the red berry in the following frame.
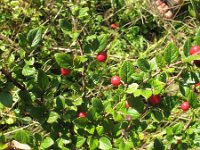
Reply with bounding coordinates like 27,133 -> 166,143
96,52 -> 107,62
181,101 -> 190,111
125,100 -> 130,108
60,68 -> 71,76
195,82 -> 200,87
190,46 -> 200,67
111,76 -> 121,86
149,95 -> 161,106
190,46 -> 200,55
78,112 -> 87,118
111,23 -> 119,29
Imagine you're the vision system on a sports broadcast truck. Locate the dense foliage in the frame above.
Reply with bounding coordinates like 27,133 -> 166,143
0,0 -> 200,149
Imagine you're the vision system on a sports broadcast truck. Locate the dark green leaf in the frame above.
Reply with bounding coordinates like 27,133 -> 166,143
120,61 -> 134,83
151,110 -> 163,122
153,138 -> 165,150
183,38 -> 192,57
92,98 -> 104,113
54,53 -> 73,68
56,96 -> 65,109
37,69 -> 49,90
27,28 -> 42,48
0,92 -> 12,107
137,58 -> 150,72
59,19 -> 72,33
73,117 -> 87,128
96,34 -> 109,52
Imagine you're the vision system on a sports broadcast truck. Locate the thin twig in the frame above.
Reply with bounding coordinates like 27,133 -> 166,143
42,5 -> 63,38
1,68 -> 27,91
68,4 -> 87,100
0,34 -> 19,51
4,122 -> 39,136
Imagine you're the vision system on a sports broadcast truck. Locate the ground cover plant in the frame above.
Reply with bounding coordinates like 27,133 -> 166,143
0,0 -> 200,149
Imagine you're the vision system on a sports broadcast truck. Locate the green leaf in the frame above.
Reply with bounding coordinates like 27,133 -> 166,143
96,125 -> 104,136
87,136 -> 99,150
194,27 -> 200,45
134,89 -> 152,99
73,117 -> 87,128
126,108 -> 141,120
0,92 -> 12,107
183,38 -> 192,57
40,137 -> 54,149
164,42 -> 179,65
92,98 -> 104,113
14,130 -> 30,144
85,125 -> 95,134
182,54 -> 200,63
56,96 -> 65,109
188,91 -> 198,109
166,126 -> 173,136
96,34 -> 109,52
153,138 -> 165,150
54,53 -> 72,68
59,19 -> 72,33
37,69 -> 49,90
57,138 -> 71,148
27,27 -> 42,48
137,58 -> 150,72
120,61 -> 134,83
22,65 -> 36,76
47,111 -> 60,124
173,123 -> 183,135
156,54 -> 166,68
126,83 -> 139,94
150,79 -> 165,95
76,136 -> 86,148
99,137 -> 112,150
151,110 -> 163,122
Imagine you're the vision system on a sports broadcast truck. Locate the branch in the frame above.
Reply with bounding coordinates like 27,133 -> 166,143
0,34 -> 19,51
1,68 -> 27,91
68,5 -> 87,100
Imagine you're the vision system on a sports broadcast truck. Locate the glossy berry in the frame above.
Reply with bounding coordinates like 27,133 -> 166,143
149,95 -> 161,106
78,112 -> 87,118
60,68 -> 71,76
111,76 -> 121,86
195,82 -> 200,87
96,52 -> 107,62
181,101 -> 190,111
190,46 -> 200,55
111,23 -> 119,29
125,100 -> 130,108
190,46 -> 200,67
